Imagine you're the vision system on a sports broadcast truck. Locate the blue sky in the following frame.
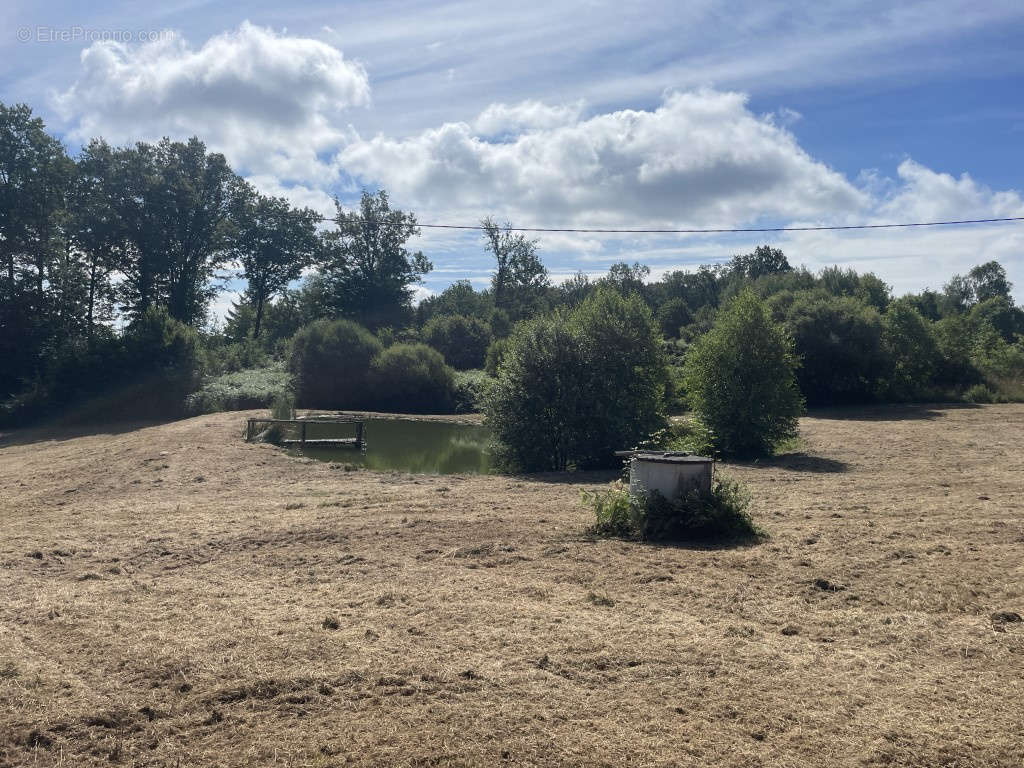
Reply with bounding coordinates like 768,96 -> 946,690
3,0 -> 1023,311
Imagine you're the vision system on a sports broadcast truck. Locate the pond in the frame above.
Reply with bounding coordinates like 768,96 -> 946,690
292,417 -> 494,474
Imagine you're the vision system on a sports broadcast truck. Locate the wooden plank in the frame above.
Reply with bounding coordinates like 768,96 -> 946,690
280,438 -> 360,446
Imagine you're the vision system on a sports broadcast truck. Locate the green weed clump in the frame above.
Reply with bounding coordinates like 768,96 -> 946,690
585,475 -> 762,544
187,364 -> 291,414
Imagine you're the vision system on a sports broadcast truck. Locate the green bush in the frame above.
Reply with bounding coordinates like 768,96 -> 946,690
368,343 -> 457,413
878,300 -> 940,401
422,314 -> 492,370
186,364 -> 291,414
485,287 -> 667,471
452,369 -> 493,413
964,383 -> 996,404
270,389 -> 296,420
585,475 -> 760,543
288,319 -> 382,409
4,307 -> 206,425
203,337 -> 269,375
484,337 -> 510,376
656,297 -> 692,339
782,292 -> 886,405
683,290 -> 803,457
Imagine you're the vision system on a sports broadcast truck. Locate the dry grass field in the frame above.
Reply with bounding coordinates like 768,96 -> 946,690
1,405 -> 1022,767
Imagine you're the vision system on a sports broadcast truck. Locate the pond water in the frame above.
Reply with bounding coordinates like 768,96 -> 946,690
293,417 -> 494,474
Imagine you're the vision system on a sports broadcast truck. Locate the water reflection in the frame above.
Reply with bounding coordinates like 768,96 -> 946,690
295,418 -> 494,474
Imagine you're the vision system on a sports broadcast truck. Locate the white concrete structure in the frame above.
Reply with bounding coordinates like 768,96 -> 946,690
628,452 -> 713,500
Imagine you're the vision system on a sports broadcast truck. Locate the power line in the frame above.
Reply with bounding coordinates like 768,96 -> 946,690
404,216 -> 1024,234
319,214 -> 1024,234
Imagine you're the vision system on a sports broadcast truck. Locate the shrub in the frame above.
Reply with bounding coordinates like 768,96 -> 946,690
186,364 -> 291,414
270,389 -> 296,420
288,319 -> 381,409
484,337 -> 510,376
484,312 -> 588,471
2,308 -> 205,426
683,290 -> 803,457
585,475 -> 760,543
569,287 -> 668,467
203,337 -> 268,376
485,288 -> 667,472
964,383 -> 996,404
878,300 -> 940,401
782,292 -> 886,405
368,343 -> 457,413
452,369 -> 493,413
656,297 -> 692,339
422,314 -> 492,370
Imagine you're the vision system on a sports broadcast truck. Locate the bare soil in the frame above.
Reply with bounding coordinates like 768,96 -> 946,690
1,405 -> 1022,767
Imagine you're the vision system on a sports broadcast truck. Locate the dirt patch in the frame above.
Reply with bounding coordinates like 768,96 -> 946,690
1,405 -> 1023,766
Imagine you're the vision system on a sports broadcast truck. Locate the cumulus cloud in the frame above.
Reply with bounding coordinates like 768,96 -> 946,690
876,159 -> 1024,222
472,100 -> 585,136
53,21 -> 369,183
339,90 -> 868,228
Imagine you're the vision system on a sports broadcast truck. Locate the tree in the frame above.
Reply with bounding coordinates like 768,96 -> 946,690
231,187 -> 320,338
656,297 -> 692,339
879,299 -> 940,400
416,279 -> 493,326
72,140 -> 129,339
782,293 -> 886,405
485,288 -> 666,471
683,290 -> 803,457
422,314 -> 491,370
0,102 -> 74,393
730,245 -> 791,280
967,261 -> 1012,304
319,190 -> 430,330
484,311 -> 589,471
482,217 -> 548,319
107,137 -> 243,325
818,266 -> 891,312
557,271 -> 593,308
603,261 -> 650,297
569,287 -> 668,466
941,261 -> 1012,313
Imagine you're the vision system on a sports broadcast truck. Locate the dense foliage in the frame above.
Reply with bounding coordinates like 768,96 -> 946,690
422,314 -> 492,370
288,319 -> 382,409
683,290 -> 804,457
369,343 -> 457,413
485,288 -> 667,471
585,475 -> 759,543
2,99 -> 1022,436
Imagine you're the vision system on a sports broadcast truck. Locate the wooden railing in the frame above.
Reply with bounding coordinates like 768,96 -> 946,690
245,417 -> 364,448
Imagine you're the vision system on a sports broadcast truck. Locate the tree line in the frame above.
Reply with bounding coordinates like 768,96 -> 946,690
2,100 -> 1023,429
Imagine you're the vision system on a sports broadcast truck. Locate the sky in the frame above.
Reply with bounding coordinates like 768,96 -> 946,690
3,0 -> 1023,315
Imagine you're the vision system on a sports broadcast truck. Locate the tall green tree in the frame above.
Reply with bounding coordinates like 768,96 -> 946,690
321,190 -> 431,330
0,102 -> 74,392
231,187 -> 320,338
72,139 -> 130,339
683,290 -> 803,457
105,137 -> 242,325
482,217 -> 548,319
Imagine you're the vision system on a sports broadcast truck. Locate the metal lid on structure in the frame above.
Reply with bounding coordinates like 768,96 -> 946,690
630,451 -> 714,465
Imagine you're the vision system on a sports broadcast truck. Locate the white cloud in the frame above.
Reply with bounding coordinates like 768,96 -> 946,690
876,159 -> 1024,222
472,100 -> 584,136
339,90 -> 868,228
53,21 -> 369,183
244,175 -> 338,219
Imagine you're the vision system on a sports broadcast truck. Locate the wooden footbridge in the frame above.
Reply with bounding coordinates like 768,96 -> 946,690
245,416 -> 365,449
